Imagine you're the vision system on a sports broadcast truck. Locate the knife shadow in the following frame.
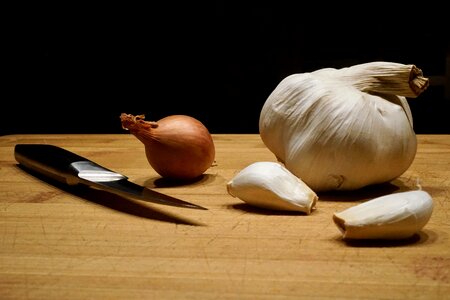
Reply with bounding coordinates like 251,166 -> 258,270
16,164 -> 205,226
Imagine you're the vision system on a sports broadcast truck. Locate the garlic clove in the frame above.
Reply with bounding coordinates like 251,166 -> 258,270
333,190 -> 433,239
226,161 -> 318,214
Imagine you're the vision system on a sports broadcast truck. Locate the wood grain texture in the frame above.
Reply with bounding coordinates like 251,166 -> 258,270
0,134 -> 449,299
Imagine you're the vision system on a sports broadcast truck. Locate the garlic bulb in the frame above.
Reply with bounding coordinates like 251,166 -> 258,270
259,62 -> 429,192
333,190 -> 434,239
226,161 -> 318,214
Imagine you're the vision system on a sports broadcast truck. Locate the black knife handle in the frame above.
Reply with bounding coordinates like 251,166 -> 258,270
14,144 -> 85,185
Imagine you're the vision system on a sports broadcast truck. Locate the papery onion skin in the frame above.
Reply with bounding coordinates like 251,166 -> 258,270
120,113 -> 215,180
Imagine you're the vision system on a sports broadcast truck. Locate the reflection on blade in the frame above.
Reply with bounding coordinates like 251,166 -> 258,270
87,179 -> 207,210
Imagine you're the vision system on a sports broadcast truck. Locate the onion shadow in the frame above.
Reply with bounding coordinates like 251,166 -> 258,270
144,173 -> 218,188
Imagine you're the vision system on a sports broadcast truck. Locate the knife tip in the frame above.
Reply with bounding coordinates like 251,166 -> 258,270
188,203 -> 208,210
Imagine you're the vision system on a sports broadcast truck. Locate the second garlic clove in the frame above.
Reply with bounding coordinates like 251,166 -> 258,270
226,161 -> 318,214
333,190 -> 434,239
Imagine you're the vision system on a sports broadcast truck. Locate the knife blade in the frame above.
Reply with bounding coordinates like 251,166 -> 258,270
14,144 -> 207,210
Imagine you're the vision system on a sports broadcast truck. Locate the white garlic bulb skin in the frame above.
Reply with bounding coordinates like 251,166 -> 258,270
226,161 -> 318,214
260,62 -> 428,192
333,190 -> 434,239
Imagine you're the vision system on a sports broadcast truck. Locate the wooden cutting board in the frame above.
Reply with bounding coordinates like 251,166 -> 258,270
0,134 -> 449,299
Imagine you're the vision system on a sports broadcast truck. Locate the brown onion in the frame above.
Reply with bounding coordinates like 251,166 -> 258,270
120,113 -> 215,180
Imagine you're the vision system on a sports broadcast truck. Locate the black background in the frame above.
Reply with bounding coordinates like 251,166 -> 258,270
4,3 -> 450,135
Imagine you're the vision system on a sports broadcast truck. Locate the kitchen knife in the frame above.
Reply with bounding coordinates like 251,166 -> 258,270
14,144 -> 207,210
